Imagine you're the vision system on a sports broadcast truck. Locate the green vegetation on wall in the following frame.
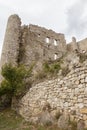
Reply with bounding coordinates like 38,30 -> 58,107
43,61 -> 61,74
35,61 -> 62,80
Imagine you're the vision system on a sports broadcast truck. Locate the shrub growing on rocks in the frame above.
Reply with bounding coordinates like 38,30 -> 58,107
0,63 -> 33,108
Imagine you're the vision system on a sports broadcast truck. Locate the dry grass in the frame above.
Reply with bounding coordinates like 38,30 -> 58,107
0,108 -> 61,130
1,108 -> 87,130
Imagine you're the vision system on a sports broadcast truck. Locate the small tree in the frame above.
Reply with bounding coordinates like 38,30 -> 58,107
0,63 -> 33,97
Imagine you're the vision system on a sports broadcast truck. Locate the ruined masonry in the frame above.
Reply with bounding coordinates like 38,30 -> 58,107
1,14 -> 87,126
1,14 -> 87,70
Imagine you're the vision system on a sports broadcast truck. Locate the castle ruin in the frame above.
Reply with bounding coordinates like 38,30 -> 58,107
1,14 -> 87,73
1,14 -> 87,127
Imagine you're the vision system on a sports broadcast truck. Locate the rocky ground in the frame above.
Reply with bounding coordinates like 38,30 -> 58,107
0,108 -> 64,130
0,108 -> 87,130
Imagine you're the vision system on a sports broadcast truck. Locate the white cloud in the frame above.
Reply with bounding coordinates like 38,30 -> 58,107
66,0 -> 87,41
0,0 -> 87,55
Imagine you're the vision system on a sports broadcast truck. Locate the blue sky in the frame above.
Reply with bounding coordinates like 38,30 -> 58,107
0,0 -> 87,55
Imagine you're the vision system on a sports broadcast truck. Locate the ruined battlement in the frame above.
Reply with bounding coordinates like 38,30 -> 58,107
28,24 -> 66,51
29,24 -> 65,40
1,14 -> 87,77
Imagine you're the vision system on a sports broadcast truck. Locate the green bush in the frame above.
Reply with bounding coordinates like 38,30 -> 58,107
50,63 -> 61,73
35,62 -> 61,80
43,62 -> 61,74
0,63 -> 33,97
43,62 -> 50,73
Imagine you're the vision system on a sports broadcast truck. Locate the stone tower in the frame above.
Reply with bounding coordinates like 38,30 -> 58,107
71,37 -> 78,51
0,14 -> 21,67
0,14 -> 21,81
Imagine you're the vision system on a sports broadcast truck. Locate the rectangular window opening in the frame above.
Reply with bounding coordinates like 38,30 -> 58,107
46,37 -> 50,43
54,40 -> 57,46
54,53 -> 57,60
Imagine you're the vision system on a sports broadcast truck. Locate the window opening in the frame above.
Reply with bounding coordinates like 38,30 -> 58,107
46,37 -> 50,43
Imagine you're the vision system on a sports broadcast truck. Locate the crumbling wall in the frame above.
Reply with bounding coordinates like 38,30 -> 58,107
21,24 -> 66,70
78,38 -> 87,52
17,62 -> 87,126
67,37 -> 87,52
67,37 -> 79,51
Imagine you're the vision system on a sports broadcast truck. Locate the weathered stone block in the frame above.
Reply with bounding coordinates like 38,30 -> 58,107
80,108 -> 87,114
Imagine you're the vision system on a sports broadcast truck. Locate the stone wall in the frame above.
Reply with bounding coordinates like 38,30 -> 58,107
78,38 -> 87,52
18,62 -> 87,126
67,37 -> 87,52
20,24 -> 66,68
